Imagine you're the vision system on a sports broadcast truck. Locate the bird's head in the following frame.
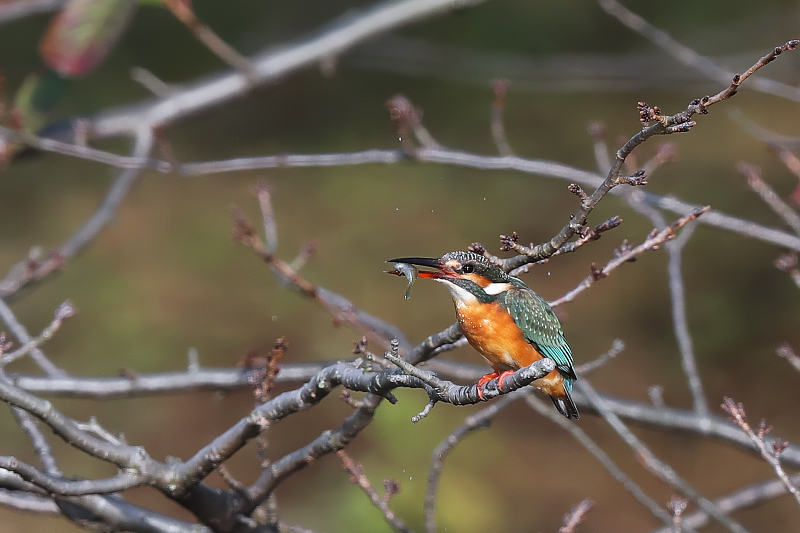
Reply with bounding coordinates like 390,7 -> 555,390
387,251 -> 514,305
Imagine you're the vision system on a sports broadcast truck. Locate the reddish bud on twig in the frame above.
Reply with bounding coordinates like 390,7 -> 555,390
621,170 -> 647,186
721,396 -> 746,423
352,336 -> 368,355
468,242 -> 486,255
667,495 -> 688,516
568,183 -> 588,202
595,216 -> 622,235
383,479 -> 401,502
638,101 -> 663,125
772,439 -> 790,456
499,231 -> 519,252
590,262 -> 606,281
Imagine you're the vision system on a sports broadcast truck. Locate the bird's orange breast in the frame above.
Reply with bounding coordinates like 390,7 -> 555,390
455,300 -> 567,398
455,301 -> 542,371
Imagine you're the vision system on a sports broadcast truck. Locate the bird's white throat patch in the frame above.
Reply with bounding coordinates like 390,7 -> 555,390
436,279 -> 478,307
483,282 -> 513,295
436,279 -> 512,306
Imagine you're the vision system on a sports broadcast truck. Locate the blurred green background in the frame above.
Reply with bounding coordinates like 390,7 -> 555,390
1,0 -> 800,531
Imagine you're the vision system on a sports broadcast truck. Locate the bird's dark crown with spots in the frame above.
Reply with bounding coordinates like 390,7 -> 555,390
441,251 -> 511,283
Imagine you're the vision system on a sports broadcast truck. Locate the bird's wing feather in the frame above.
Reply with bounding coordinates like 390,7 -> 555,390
497,288 -> 577,381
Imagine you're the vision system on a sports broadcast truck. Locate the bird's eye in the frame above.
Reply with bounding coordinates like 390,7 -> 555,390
462,264 -> 474,274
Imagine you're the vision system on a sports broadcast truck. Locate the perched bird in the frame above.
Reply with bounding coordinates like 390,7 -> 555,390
388,251 -> 578,419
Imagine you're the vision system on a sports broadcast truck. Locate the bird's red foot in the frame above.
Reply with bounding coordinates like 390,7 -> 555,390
496,370 -> 516,390
476,372 -> 500,400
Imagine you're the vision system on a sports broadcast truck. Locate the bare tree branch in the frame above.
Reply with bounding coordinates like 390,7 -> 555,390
524,392 -> 674,527
649,473 -> 800,533
665,223 -> 709,420
776,343 -> 800,373
721,397 -> 800,509
737,162 -> 800,236
0,457 -> 146,496
163,0 -> 255,76
551,207 -> 709,307
0,128 -> 155,299
490,79 -> 513,156
424,394 -> 517,533
89,0 -> 489,139
579,379 -> 750,533
10,408 -> 60,476
575,338 -> 625,375
337,450 -> 411,533
0,489 -> 58,514
0,0 -> 63,25
2,300 -> 75,367
0,298 -> 64,376
558,498 -> 595,533
597,0 -> 800,103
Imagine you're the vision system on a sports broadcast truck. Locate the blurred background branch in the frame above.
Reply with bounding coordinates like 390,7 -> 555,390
0,0 -> 799,532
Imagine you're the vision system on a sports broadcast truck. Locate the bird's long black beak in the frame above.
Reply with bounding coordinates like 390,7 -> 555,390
387,257 -> 442,269
386,256 -> 456,280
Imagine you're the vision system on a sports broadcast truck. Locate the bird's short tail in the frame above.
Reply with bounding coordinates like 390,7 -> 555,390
550,388 -> 579,419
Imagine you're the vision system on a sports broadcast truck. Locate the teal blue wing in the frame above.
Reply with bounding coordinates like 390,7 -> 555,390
497,288 -> 577,382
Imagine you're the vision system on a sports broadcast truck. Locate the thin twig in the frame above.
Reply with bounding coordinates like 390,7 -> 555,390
163,0 -> 256,77
665,223 -> 709,420
558,498 -> 595,533
90,0 -> 489,138
0,127 -> 155,300
130,67 -> 176,97
0,456 -> 146,496
2,300 -> 76,366
10,408 -> 60,475
737,162 -> 800,236
587,122 -> 611,175
232,203 -> 411,354
385,94 -> 441,151
254,183 -> 279,254
575,338 -> 625,375
523,392 -> 674,526
5,132 -> 800,254
424,394 -> 517,533
774,253 -> 800,289
721,397 -> 800,510
490,79 -> 513,156
649,473 -> 800,533
0,0 -> 63,24
337,450 -> 411,533
493,38 -> 798,272
551,207 -> 709,307
0,298 -> 64,376
579,379 -> 751,533
278,521 -> 325,533
667,496 -> 689,533
597,0 -> 800,103
776,343 -> 800,373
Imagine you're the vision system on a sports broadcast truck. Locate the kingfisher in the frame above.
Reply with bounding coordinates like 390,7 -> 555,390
388,251 -> 578,419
